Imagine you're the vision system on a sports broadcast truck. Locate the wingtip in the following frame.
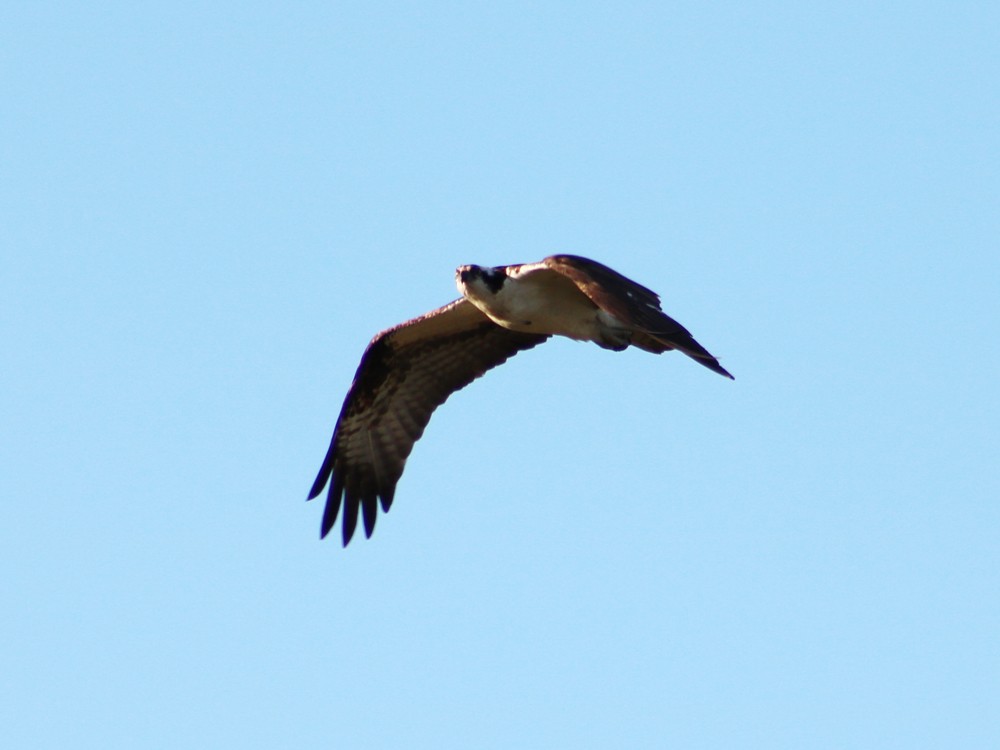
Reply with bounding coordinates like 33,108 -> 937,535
699,356 -> 734,380
320,494 -> 341,542
341,498 -> 359,547
320,514 -> 335,540
341,524 -> 355,547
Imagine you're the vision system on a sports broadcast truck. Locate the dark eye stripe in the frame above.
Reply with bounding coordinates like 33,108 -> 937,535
482,269 -> 506,294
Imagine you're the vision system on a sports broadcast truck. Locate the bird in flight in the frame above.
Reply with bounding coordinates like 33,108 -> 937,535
308,254 -> 733,545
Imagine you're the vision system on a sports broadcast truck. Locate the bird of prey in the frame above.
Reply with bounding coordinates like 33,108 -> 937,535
308,254 -> 733,545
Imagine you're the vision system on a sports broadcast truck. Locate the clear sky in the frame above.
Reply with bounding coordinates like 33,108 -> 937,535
3,2 -> 999,747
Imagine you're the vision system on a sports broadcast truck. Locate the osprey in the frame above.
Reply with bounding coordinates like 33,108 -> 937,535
309,254 -> 733,545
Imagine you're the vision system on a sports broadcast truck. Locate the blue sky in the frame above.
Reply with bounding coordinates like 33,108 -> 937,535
3,2 -> 999,747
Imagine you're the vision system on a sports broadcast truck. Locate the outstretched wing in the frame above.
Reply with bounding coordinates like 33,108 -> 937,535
543,254 -> 734,379
308,298 -> 549,545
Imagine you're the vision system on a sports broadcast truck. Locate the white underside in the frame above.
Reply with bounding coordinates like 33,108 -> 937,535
457,266 -> 625,343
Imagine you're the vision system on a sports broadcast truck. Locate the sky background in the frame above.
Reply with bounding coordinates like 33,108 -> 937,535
3,2 -> 999,747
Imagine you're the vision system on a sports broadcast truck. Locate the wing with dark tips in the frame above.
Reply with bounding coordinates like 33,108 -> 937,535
543,254 -> 734,379
308,298 -> 549,545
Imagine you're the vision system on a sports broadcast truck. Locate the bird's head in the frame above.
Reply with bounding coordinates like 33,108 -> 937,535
456,264 -> 508,300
